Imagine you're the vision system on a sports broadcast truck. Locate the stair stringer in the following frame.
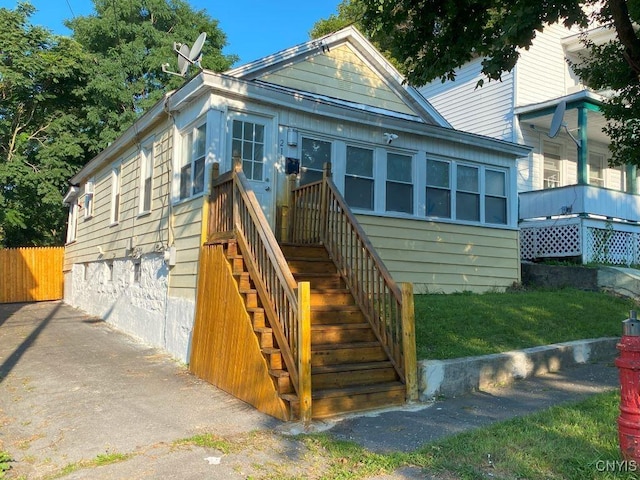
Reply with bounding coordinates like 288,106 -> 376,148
190,243 -> 289,421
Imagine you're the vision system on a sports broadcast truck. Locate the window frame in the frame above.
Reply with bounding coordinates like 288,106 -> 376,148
83,179 -> 95,220
179,121 -> 207,201
110,165 -> 121,226
344,145 -> 376,211
424,156 -> 510,226
230,118 -> 266,181
542,140 -> 563,189
300,136 -> 332,185
66,199 -> 79,244
385,152 -> 414,214
139,139 -> 154,215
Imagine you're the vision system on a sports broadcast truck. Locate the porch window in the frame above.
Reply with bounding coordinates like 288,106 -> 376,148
66,199 -> 78,243
139,142 -> 154,213
426,159 -> 451,218
485,170 -> 507,224
110,166 -> 121,224
386,153 -> 413,214
345,146 -> 374,210
588,152 -> 606,187
180,123 -> 206,200
232,120 -> 265,181
543,142 -> 562,188
301,137 -> 331,185
456,165 -> 480,222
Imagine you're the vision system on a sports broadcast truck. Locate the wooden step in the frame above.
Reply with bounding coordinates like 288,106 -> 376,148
280,244 -> 330,259
254,327 -> 273,348
287,258 -> 336,274
310,305 -> 366,324
312,362 -> 399,389
311,342 -> 388,366
269,369 -> 292,394
311,382 -> 406,418
246,307 -> 265,329
293,272 -> 345,289
262,347 -> 283,370
228,255 -> 245,274
233,271 -> 252,291
311,324 -> 376,344
239,288 -> 258,308
310,289 -> 354,306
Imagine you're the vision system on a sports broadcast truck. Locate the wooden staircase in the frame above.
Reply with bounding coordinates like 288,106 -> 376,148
280,243 -> 406,418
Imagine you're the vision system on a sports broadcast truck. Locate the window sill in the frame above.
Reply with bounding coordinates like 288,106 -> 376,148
172,192 -> 205,207
137,211 -> 152,218
83,215 -> 93,221
109,221 -> 119,228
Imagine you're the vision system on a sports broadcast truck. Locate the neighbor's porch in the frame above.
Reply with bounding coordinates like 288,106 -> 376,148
520,187 -> 640,265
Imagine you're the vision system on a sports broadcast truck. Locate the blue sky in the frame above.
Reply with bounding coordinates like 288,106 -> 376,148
1,0 -> 340,65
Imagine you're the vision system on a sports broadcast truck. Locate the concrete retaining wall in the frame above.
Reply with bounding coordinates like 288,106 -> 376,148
521,263 -> 599,290
419,337 -> 618,400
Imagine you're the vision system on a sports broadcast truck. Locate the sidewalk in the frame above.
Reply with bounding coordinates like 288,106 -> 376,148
0,301 -> 620,479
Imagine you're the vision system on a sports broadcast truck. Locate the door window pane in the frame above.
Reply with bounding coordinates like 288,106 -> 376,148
232,120 -> 265,181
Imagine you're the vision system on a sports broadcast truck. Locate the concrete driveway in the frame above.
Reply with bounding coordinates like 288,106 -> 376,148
0,301 -> 288,479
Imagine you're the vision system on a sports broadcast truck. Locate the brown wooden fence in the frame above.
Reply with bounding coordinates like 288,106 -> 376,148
0,247 -> 64,303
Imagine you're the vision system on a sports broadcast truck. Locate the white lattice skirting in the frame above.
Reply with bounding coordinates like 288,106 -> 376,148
520,219 -> 640,266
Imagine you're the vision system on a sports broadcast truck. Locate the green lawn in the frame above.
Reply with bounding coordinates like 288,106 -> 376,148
414,288 -> 638,360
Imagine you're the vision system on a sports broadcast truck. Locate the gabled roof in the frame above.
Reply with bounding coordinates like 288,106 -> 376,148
225,26 -> 451,128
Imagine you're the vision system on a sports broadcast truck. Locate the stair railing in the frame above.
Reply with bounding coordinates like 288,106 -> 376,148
290,163 -> 417,399
209,162 -> 312,420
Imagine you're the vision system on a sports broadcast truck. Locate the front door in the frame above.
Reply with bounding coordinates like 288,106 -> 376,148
228,114 -> 274,225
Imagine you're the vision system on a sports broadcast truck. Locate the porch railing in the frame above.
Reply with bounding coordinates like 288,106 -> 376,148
289,163 -> 417,399
208,163 -> 312,420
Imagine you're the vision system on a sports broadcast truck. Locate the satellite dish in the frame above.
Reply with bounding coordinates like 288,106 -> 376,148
549,100 -> 566,138
189,32 -> 207,65
177,43 -> 191,76
161,32 -> 207,77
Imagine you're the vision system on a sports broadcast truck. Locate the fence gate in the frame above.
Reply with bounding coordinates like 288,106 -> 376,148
0,247 -> 64,303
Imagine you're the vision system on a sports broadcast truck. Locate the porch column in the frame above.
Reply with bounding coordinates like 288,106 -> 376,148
626,164 -> 638,194
577,106 -> 588,185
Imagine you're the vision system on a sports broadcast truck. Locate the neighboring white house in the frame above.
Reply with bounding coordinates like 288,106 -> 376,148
63,26 -> 528,362
419,22 -> 640,266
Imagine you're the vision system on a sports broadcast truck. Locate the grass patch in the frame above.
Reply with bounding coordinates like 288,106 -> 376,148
173,433 -> 234,454
45,452 -> 131,479
414,288 -> 637,359
300,391 -> 632,480
0,451 -> 12,479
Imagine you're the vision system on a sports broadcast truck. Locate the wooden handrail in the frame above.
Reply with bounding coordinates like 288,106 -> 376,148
289,163 -> 416,390
208,164 -> 311,419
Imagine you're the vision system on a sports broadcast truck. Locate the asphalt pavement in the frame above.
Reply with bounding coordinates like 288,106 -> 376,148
0,301 -> 621,479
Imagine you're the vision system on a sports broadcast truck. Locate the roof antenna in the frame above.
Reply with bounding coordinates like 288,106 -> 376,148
162,32 -> 207,77
548,100 -> 581,148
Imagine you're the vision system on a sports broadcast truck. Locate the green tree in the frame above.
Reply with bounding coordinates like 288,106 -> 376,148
67,0 -> 238,150
314,0 -> 640,167
0,3 -> 91,247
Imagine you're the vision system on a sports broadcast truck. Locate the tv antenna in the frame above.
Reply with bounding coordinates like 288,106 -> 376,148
548,100 -> 581,148
162,32 -> 207,77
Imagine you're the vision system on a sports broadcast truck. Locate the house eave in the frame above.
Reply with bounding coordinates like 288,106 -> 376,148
166,70 -> 528,159
515,90 -> 604,119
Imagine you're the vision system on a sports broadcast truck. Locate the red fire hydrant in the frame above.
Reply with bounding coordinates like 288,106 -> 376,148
616,310 -> 640,461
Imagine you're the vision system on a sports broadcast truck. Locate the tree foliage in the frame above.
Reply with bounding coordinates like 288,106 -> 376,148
66,0 -> 237,151
313,0 -> 640,167
0,0 -> 236,247
0,3 -> 91,246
